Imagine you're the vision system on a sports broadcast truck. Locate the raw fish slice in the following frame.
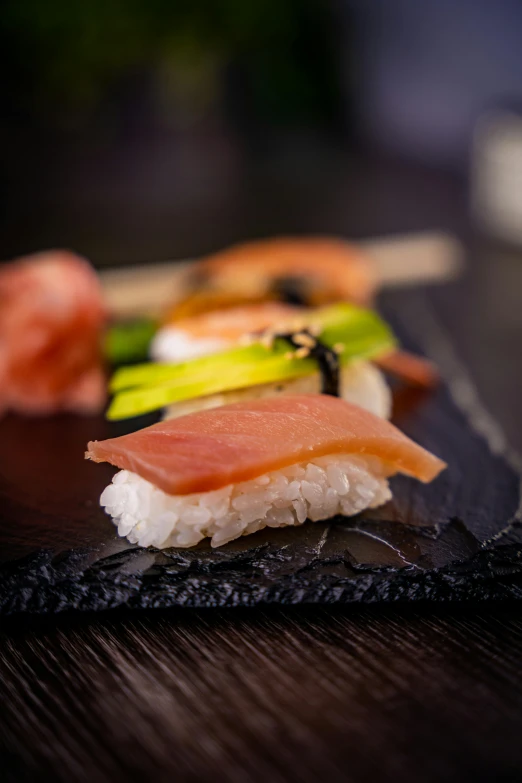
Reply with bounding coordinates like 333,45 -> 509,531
87,394 -> 446,496
375,349 -> 440,388
152,301 -> 304,362
164,301 -> 304,339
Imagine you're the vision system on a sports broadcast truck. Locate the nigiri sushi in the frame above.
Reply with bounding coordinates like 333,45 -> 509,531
152,289 -> 436,416
87,394 -> 446,549
148,301 -> 392,419
166,237 -> 376,322
107,303 -> 396,422
155,236 -> 438,390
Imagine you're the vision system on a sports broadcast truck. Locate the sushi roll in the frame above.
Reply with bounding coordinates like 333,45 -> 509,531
87,394 -> 446,549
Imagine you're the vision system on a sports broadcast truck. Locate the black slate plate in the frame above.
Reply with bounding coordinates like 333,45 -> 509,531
1,290 -> 522,614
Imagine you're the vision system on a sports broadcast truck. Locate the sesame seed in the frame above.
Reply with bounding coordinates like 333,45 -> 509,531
333,343 -> 345,354
294,347 -> 311,359
293,332 -> 316,348
284,351 -> 295,361
259,333 -> 275,349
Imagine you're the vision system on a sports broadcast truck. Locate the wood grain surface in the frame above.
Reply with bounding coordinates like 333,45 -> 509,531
2,606 -> 522,783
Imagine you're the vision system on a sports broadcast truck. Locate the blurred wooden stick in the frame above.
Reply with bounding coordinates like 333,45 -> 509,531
361,231 -> 463,288
100,231 -> 463,319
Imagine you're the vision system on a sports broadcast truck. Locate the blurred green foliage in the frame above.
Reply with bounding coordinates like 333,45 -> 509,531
2,0 -> 341,129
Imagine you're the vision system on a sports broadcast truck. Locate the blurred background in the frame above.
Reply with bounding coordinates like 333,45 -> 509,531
2,0 -> 522,264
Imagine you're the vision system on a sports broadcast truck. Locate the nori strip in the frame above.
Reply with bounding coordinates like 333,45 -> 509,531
279,330 -> 341,396
272,276 -> 310,306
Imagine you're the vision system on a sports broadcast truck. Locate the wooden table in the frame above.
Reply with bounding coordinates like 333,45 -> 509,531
1,145 -> 522,782
3,606 -> 522,782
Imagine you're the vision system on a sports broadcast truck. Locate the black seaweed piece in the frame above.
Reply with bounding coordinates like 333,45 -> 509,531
278,331 -> 341,396
272,276 -> 310,306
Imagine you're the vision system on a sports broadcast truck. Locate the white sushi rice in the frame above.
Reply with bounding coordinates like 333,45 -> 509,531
151,327 -> 228,362
100,454 -> 392,549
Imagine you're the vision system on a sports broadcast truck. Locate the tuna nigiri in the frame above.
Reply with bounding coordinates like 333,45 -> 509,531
87,394 -> 446,549
0,250 -> 106,416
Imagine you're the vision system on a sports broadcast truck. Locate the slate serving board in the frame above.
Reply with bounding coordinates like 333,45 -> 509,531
1,288 -> 522,614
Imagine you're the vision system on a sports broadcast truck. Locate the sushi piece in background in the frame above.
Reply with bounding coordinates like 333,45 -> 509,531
107,302 -> 397,422
151,301 -> 305,363
150,300 -> 392,419
160,360 -> 392,421
87,394 -> 446,549
166,237 -> 377,322
0,250 -> 107,416
151,237 -> 438,390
